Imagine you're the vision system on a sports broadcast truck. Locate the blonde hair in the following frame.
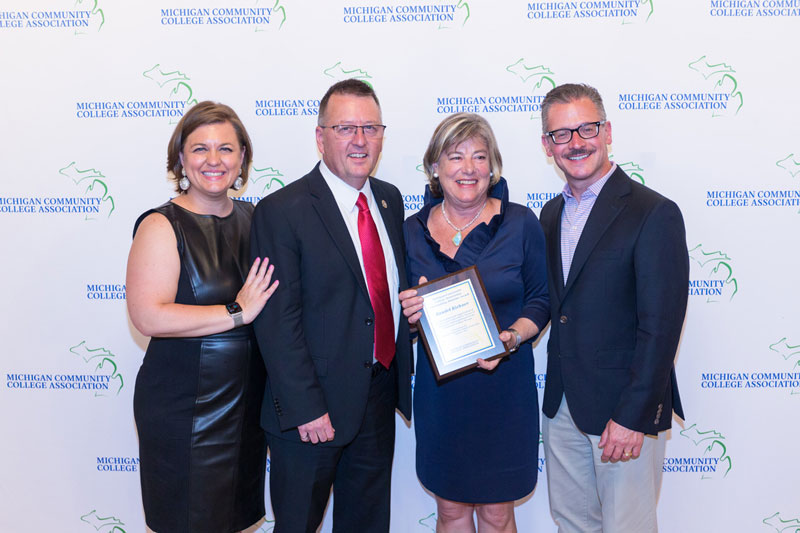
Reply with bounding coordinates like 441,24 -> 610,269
422,113 -> 502,197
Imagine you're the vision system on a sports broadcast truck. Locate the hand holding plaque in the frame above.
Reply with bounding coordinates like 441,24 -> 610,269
412,266 -> 508,381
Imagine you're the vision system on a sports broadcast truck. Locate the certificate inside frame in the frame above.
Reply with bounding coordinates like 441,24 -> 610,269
414,265 -> 508,381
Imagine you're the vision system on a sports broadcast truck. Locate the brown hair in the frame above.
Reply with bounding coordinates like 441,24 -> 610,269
166,101 -> 253,193
317,79 -> 381,126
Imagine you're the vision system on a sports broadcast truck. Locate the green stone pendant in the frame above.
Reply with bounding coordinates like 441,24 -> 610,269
452,231 -> 462,246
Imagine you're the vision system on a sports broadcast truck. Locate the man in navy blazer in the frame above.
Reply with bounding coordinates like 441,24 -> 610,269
538,83 -> 688,532
250,79 -> 412,533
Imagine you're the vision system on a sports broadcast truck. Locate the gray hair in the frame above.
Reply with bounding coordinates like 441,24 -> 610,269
541,83 -> 606,133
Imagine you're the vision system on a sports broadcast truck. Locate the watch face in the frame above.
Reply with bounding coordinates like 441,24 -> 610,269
226,302 -> 242,314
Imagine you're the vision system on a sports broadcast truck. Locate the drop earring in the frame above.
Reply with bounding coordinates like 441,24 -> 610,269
179,168 -> 190,191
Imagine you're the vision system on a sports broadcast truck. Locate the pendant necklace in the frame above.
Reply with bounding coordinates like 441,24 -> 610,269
441,199 -> 487,246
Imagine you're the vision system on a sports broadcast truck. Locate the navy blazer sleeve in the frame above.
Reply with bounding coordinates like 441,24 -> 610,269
612,199 -> 689,432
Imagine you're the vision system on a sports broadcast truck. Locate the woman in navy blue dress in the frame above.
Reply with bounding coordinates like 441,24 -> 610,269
400,113 -> 549,532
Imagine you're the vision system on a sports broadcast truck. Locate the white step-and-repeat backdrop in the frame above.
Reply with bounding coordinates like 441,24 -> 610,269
1,1 -> 798,531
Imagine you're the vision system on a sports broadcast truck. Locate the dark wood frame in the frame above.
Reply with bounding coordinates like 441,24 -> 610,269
414,265 -> 508,381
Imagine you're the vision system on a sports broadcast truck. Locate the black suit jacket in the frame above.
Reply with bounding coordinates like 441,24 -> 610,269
250,164 -> 412,446
540,167 -> 688,436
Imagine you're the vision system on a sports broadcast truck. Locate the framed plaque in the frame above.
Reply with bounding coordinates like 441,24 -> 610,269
414,265 -> 508,381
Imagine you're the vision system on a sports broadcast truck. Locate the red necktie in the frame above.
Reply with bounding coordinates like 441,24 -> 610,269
356,193 -> 395,368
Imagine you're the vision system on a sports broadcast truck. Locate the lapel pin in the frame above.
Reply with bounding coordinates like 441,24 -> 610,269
381,200 -> 388,209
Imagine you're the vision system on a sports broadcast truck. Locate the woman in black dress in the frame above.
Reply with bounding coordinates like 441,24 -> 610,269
126,101 -> 278,533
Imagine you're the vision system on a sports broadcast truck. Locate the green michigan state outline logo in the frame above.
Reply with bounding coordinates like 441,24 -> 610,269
679,424 -> 733,480
59,162 -> 115,220
418,511 -> 437,531
775,154 -> 800,214
250,165 -> 285,195
762,512 -> 800,532
80,510 -> 126,532
612,158 -> 645,185
776,154 -> 800,179
73,0 -> 105,34
688,244 -> 738,303
769,337 -> 800,395
143,64 -> 199,123
70,341 -> 124,396
254,0 -> 287,31
621,0 -> 654,25
688,55 -> 744,117
323,61 -> 373,88
505,58 -> 556,120
437,0 -> 470,30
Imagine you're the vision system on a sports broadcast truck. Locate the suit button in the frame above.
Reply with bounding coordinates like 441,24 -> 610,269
365,317 -> 374,326
364,362 -> 372,368
559,315 -> 568,324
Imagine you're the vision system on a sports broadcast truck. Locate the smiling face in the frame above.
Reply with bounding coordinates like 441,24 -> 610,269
433,136 -> 492,210
541,97 -> 613,195
316,93 -> 383,189
179,121 -> 244,199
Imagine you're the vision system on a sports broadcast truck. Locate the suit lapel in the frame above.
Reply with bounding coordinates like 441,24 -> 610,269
545,196 -> 566,300
371,178 -> 406,290
307,166 -> 371,299
563,168 -> 630,298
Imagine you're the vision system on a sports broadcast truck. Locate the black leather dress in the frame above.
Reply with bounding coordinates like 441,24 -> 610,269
133,201 -> 266,533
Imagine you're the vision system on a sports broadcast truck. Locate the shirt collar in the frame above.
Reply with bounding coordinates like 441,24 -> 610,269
561,162 -> 617,201
319,159 -> 374,211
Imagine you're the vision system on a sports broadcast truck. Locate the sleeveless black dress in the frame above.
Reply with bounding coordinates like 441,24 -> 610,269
133,201 -> 267,533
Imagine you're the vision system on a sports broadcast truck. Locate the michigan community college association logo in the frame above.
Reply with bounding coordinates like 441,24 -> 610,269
688,244 -> 738,302
671,423 -> 733,479
59,162 -> 115,219
70,340 -> 124,396
142,63 -> 199,122
688,55 -> 744,117
525,0 -> 653,24
769,337 -> 800,395
80,510 -> 126,533
342,1 -> 469,29
763,512 -> 800,532
0,0 -> 104,33
159,1 -> 287,30
505,58 -> 556,120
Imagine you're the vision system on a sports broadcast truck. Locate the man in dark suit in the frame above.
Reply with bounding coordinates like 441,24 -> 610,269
538,83 -> 689,532
250,79 -> 412,533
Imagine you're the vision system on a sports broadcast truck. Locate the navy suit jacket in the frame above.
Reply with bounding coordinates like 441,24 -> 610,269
540,167 -> 688,436
250,164 -> 412,445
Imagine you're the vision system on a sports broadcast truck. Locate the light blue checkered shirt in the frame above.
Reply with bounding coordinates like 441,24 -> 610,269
560,163 -> 616,285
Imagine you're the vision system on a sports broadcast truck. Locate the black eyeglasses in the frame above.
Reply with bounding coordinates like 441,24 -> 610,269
319,124 -> 387,138
546,121 -> 606,144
